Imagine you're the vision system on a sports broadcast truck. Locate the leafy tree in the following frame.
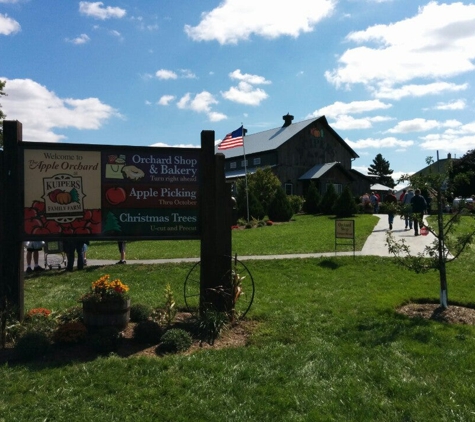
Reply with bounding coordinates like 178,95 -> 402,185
449,149 -> 475,197
0,80 -> 6,147
333,185 -> 357,218
320,184 -> 338,215
368,153 -> 395,188
387,157 -> 475,309
236,167 -> 281,220
267,186 -> 293,222
303,182 -> 321,214
236,186 -> 265,221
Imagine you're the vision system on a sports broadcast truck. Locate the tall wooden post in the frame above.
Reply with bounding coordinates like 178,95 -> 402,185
0,121 -> 24,319
200,131 -> 232,313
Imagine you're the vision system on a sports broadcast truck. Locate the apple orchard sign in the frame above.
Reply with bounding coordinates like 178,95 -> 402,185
23,144 -> 201,240
1,121 -> 233,317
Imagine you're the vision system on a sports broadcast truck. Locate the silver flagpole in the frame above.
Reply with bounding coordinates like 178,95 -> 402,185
241,126 -> 250,222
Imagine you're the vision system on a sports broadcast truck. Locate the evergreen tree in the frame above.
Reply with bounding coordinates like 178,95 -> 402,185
267,186 -> 293,222
236,186 -> 265,221
333,185 -> 358,217
0,80 -> 6,147
449,149 -> 475,197
368,153 -> 395,187
303,182 -> 321,214
320,184 -> 338,215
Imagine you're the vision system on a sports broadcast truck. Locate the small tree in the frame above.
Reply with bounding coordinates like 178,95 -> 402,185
320,184 -> 338,215
0,80 -> 6,147
267,186 -> 293,222
333,185 -> 357,218
304,182 -> 321,214
368,153 -> 395,188
386,157 -> 475,308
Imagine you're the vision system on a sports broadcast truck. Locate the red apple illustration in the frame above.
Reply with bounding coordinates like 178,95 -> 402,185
24,207 -> 37,219
106,187 -> 127,205
32,227 -> 50,235
31,200 -> 45,213
90,209 -> 101,224
24,218 -> 42,234
74,227 -> 91,235
48,189 -> 62,203
45,220 -> 62,234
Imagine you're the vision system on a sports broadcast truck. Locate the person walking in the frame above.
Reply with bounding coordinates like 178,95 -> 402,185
385,190 -> 398,230
410,189 -> 427,236
402,189 -> 415,230
117,241 -> 126,264
370,192 -> 379,213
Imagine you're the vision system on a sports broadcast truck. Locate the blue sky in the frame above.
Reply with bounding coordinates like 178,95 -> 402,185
1,0 -> 475,185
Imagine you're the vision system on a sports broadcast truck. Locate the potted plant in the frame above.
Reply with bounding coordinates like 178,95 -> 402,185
79,275 -> 130,330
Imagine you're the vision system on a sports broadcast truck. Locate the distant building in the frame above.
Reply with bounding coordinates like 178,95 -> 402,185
217,114 -> 371,197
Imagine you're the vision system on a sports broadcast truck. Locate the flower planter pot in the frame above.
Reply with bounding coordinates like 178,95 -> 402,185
82,299 -> 130,330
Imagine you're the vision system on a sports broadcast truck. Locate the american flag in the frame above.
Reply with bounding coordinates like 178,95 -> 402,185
218,125 -> 244,150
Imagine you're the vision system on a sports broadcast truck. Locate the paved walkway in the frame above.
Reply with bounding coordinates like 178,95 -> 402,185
25,215 -> 437,270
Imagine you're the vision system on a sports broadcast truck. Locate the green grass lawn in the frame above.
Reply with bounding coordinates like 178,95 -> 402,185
3,214 -> 475,421
86,214 -> 379,260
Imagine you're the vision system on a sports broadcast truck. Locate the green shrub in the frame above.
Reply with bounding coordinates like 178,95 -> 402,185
56,306 -> 83,324
130,303 -> 153,322
133,320 -> 163,344
198,309 -> 228,345
14,331 -> 51,361
88,326 -> 121,354
267,186 -> 293,222
288,195 -> 304,214
304,182 -> 321,214
321,184 -> 338,215
53,322 -> 87,345
333,185 -> 358,218
157,328 -> 192,354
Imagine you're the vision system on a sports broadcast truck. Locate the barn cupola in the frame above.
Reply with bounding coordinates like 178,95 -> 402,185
282,113 -> 294,127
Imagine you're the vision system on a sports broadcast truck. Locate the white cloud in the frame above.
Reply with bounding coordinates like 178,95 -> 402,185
0,13 -> 20,35
311,99 -> 392,118
330,114 -> 394,130
156,69 -> 177,80
419,132 -> 475,155
229,69 -> 271,85
434,99 -> 466,111
375,82 -> 468,100
157,95 -> 175,106
347,137 -> 414,149
325,2 -> 475,90
221,81 -> 268,106
179,69 -> 197,79
184,0 -> 335,44
66,34 -> 90,45
1,78 -> 120,142
79,2 -> 126,20
176,91 -> 226,121
387,118 -> 461,134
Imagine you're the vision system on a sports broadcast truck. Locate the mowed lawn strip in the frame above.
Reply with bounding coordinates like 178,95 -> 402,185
3,215 -> 475,421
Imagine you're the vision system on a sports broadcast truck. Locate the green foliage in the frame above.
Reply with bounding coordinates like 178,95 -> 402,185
133,320 -> 163,344
333,185 -> 358,217
163,283 -> 177,327
267,186 -> 293,222
288,195 -> 304,214
236,167 -> 281,219
0,79 -> 6,146
56,306 -> 83,324
238,188 -> 265,220
320,184 -> 338,215
130,303 -> 153,322
157,328 -> 192,354
368,153 -> 395,187
449,149 -> 475,197
198,309 -> 228,345
53,322 -> 87,345
14,331 -> 51,360
303,182 -> 321,214
88,326 -> 121,354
